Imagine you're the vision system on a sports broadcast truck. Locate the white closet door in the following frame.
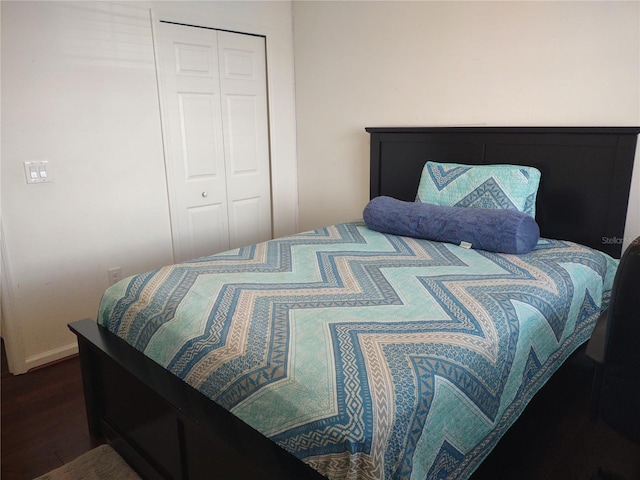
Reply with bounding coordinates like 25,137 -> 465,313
156,22 -> 272,262
218,31 -> 272,251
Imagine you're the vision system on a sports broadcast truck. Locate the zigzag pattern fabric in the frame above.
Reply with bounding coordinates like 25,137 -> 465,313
416,162 -> 541,217
99,222 -> 616,480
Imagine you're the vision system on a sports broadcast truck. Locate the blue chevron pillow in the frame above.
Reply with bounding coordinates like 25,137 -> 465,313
416,161 -> 541,217
363,196 -> 540,254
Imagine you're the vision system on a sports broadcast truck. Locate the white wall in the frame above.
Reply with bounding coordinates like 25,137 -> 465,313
1,0 -> 298,373
293,0 -> 640,252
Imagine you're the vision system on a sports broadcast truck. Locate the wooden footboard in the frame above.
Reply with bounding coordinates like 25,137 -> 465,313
69,319 -> 327,480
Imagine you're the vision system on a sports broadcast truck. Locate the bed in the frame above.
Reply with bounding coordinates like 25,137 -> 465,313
69,126 -> 639,480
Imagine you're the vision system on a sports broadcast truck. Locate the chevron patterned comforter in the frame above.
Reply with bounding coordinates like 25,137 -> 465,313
98,221 -> 617,480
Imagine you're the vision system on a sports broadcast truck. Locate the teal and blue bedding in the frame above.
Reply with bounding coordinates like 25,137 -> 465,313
98,222 -> 617,480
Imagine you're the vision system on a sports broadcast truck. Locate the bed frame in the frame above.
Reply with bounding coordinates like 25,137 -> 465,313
70,127 -> 639,480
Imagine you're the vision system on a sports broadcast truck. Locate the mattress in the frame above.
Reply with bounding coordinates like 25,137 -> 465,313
98,221 -> 617,480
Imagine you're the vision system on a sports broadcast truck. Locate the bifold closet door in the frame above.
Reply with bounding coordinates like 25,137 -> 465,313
155,21 -> 272,263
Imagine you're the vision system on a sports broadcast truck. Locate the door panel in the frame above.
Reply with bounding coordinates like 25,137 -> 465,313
222,47 -> 257,80
226,95 -> 260,174
229,196 -> 262,249
175,42 -> 215,76
179,93 -> 222,178
187,203 -> 228,259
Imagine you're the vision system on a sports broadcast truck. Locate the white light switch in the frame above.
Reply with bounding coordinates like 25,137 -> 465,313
24,161 -> 52,184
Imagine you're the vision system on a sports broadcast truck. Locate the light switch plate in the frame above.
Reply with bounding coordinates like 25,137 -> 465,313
24,160 -> 52,184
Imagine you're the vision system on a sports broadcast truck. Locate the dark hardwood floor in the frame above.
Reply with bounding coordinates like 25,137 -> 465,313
1,342 -> 103,480
1,340 -> 639,480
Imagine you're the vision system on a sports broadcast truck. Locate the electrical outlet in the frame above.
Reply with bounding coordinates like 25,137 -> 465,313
107,267 -> 122,286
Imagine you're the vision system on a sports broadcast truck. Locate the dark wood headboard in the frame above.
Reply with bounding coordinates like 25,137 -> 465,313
366,127 -> 639,258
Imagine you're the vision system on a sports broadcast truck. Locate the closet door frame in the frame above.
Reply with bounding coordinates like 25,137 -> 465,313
152,18 -> 273,263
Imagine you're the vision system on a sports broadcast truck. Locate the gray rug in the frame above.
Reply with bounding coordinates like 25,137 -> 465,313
34,444 -> 141,480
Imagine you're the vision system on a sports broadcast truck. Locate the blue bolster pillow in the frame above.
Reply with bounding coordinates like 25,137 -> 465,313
363,196 -> 540,254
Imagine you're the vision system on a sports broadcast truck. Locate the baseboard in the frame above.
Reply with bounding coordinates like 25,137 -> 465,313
24,342 -> 79,372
